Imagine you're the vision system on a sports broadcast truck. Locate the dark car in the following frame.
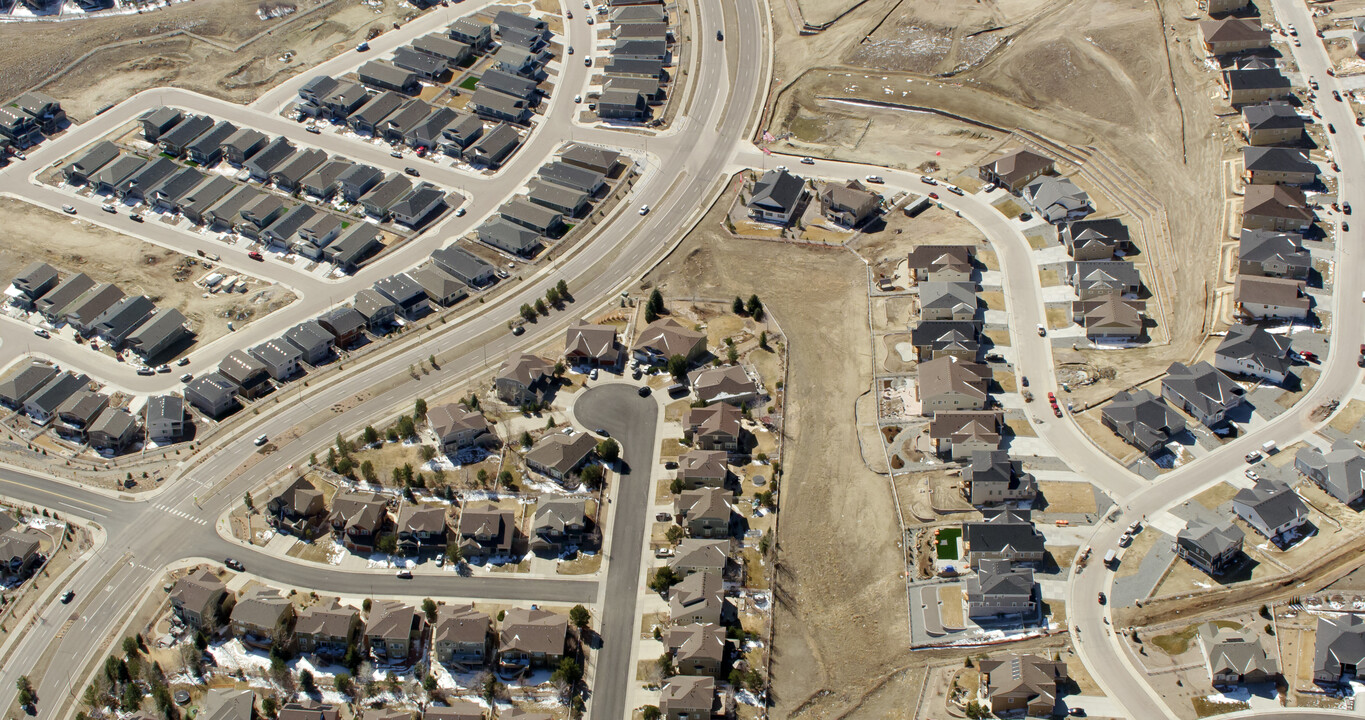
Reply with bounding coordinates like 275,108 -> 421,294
717,30 -> 723,40
1021,376 -> 1029,387
395,569 -> 413,579
664,461 -> 679,470
637,386 -> 652,397
404,166 -> 420,177
1019,212 -> 1033,221
1328,123 -> 1336,134
1345,202 -> 1352,215
595,427 -> 609,436
224,558 -> 244,571
60,590 -> 75,604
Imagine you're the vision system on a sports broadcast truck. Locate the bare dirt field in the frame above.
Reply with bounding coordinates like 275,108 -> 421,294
0,199 -> 294,347
9,0 -> 415,118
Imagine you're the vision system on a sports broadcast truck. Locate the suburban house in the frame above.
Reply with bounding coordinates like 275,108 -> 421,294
1233,477 -> 1309,542
361,174 -> 415,219
564,319 -> 621,367
396,505 -> 450,554
1062,218 -> 1129,260
463,123 -> 521,168
328,491 -> 389,553
918,355 -> 989,414
144,395 -> 186,444
477,218 -> 542,257
495,353 -> 555,407
364,599 -> 425,661
0,363 -> 57,409
1239,229 -> 1309,279
911,321 -> 981,361
634,317 -> 707,365
300,160 -> 350,201
669,570 -> 726,625
1022,175 -> 1091,223
315,308 -> 365,351
597,87 -> 647,120
689,365 -> 759,406
169,568 -> 228,630
979,655 -> 1068,717
372,272 -> 429,320
184,373 -> 240,418
1102,389 -> 1186,455
326,224 -> 384,272
1073,293 -> 1145,339
284,320 -> 336,364
1199,17 -> 1271,54
230,586 -> 295,647
1208,0 -> 1249,13
659,676 -> 716,720
747,168 -> 806,225
1242,102 -> 1305,146
818,180 -> 881,227
1241,184 -> 1313,232
353,289 -> 398,329
179,176 -> 237,224
156,114 -> 214,157
426,404 -> 493,455
978,149 -> 1054,193
1176,517 -> 1245,575
424,703 -> 485,720
449,17 -> 493,50
666,623 -> 726,677
675,450 -> 730,491
1214,324 -> 1293,384
218,349 -> 272,400
457,503 -> 515,562
279,703 -> 341,720
1313,614 -> 1365,685
1242,146 -> 1317,185
1234,275 -> 1311,320
433,603 -> 491,667
64,141 -> 119,184
683,403 -> 747,454
221,127 -> 269,166
432,245 -> 496,287
25,372 -> 90,425
413,33 -> 472,67
264,476 -> 326,538
54,391 -> 107,441
675,488 -> 734,539
92,294 -> 154,346
963,509 -> 1045,567
391,185 -> 446,227
185,121 -> 237,165
9,262 -> 58,310
1296,439 -> 1365,504
966,559 -> 1036,619
669,539 -> 730,576
87,408 -> 140,453
337,164 -> 386,202
499,196 -> 563,235
929,410 -> 1003,460
525,432 -> 597,482
0,529 -> 41,581
561,143 -> 623,175
964,450 -> 1037,506
244,136 -> 296,181
1161,361 -> 1245,427
529,497 -> 590,556
34,271 -> 93,324
248,339 -> 304,382
499,607 -> 568,668
1065,260 -> 1142,300
271,150 -> 327,194
393,47 -> 447,80
527,178 -> 591,217
294,597 -> 360,658
358,61 -> 420,94
1197,623 -> 1279,686
919,281 -> 978,322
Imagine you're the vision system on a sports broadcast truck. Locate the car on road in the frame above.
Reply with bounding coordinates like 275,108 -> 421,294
180,373 -> 193,383
32,328 -> 48,338
1019,212 -> 1033,221
637,385 -> 651,397
639,205 -> 650,215
1300,350 -> 1318,363
1245,451 -> 1262,463
1068,709 -> 1087,717
1334,90 -> 1343,101
496,269 -> 509,279
574,94 -> 582,103
1021,376 -> 1029,387
1053,405 -> 1063,417
584,57 -> 593,66
305,125 -> 322,134
1346,202 -> 1353,215
1329,123 -> 1337,134
1047,392 -> 1056,403
248,250 -> 264,261
586,16 -> 593,24
511,324 -> 525,335
224,558 -> 244,571
157,364 -> 170,373
136,367 -> 155,376
928,192 -> 939,199
129,213 -> 143,222
1345,221 -> 1351,232
568,46 -> 574,55
254,434 -> 269,446
595,427 -> 608,436
1037,324 -> 1046,336
102,203 -> 117,213
61,204 -> 76,214
1309,76 -> 1318,90
590,368 -> 599,380
395,569 -> 413,579
946,185 -> 964,196
583,1 -> 588,7
1293,37 -> 1301,46
389,149 -> 403,158
566,10 -> 571,17
801,157 -> 815,164
716,29 -> 723,40
455,207 -> 467,217
1097,591 -> 1106,604
920,176 -> 937,185
1287,23 -> 1296,36
60,590 -> 75,603
177,357 -> 191,366
1246,469 -> 1260,481
356,41 -> 369,52
864,175 -> 884,184
404,167 -> 420,177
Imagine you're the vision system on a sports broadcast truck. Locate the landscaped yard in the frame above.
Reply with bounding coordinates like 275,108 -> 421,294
935,527 -> 961,560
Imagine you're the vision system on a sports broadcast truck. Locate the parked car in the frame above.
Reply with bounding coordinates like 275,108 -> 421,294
655,512 -> 672,522
585,57 -> 592,66
356,41 -> 370,52
1037,324 -> 1046,336
180,373 -> 193,383
404,167 -> 420,177
864,175 -> 884,184
928,192 -> 939,199
32,328 -> 48,338
637,385 -> 652,397
801,157 -> 815,164
224,558 -> 244,571
136,367 -> 155,376
129,213 -> 143,222
177,357 -> 191,366
716,29 -> 723,41
639,205 -> 650,215
1021,376 -> 1029,387
1345,202 -> 1352,215
395,569 -> 413,579
920,176 -> 937,185
1245,451 -> 1261,463
590,368 -> 599,380
305,125 -> 322,134
1097,592 -> 1106,604
102,204 -> 117,213
62,205 -> 76,214
248,250 -> 264,261
254,434 -> 269,446
1019,212 -> 1033,221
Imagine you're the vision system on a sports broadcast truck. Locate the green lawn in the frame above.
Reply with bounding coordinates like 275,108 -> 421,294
459,76 -> 481,91
935,527 -> 962,560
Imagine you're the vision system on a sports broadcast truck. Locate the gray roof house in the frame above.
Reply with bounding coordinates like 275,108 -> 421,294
469,87 -> 531,124
373,273 -> 429,319
149,167 -> 207,209
527,178 -> 590,217
55,391 -> 107,438
1062,218 -> 1129,261
462,123 -> 520,168
919,281 -> 978,322
324,223 -> 383,271
965,559 -> 1036,619
1295,439 -> 1365,505
963,510 -> 1046,567
449,17 -> 493,49
1232,477 -> 1309,542
301,159 -> 351,201
964,450 -> 1037,506
337,163 -> 385,202
525,432 -> 597,482
124,308 -> 191,360
748,168 -> 806,225
270,147 -> 327,192
1197,623 -> 1280,686
35,272 -> 94,324
220,127 -> 269,166
1161,361 -> 1245,428
391,185 -> 446,227
404,107 -> 461,150
244,136 -> 296,181
499,196 -> 562,235
410,264 -> 468,307
1314,614 -> 1365,685
179,176 -> 237,225
358,61 -> 420,94
380,99 -> 435,144
432,245 -> 496,287
1239,229 -> 1309,279
123,157 -> 179,201
298,75 -> 339,105
361,174 -> 414,219
145,394 -> 186,443
1176,517 -> 1244,576
88,407 -> 140,453
24,371 -> 89,423
479,68 -> 539,101
1023,175 -> 1092,223
538,161 -> 605,194
10,262 -> 58,305
249,339 -> 303,381
317,307 -> 367,348
561,143 -> 622,174
353,288 -> 398,329
298,213 -> 344,250
261,204 -> 317,247
185,120 -> 238,165
322,81 -> 371,119
184,372 -> 240,418
1243,146 -> 1318,185
1065,260 -> 1142,301
206,186 -> 264,228
157,114 -> 215,157
529,497 -> 590,556
393,46 -> 447,80
218,350 -> 272,399
0,363 -> 57,408
436,113 -> 485,153
91,294 -> 154,346
63,283 -> 125,333
1214,324 -> 1293,385
1242,101 -> 1305,145
236,194 -> 287,238
477,218 -> 542,257
412,33 -> 471,67
63,140 -> 119,184
1101,389 -> 1186,455
283,320 -> 335,365
90,155 -> 146,196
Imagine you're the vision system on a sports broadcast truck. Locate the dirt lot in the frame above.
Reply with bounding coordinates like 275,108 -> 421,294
13,0 -> 416,119
0,198 -> 294,349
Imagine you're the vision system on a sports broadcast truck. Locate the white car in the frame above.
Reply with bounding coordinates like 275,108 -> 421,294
864,175 -> 884,184
32,328 -> 49,338
638,205 -> 650,215
1287,23 -> 1297,36
254,434 -> 268,446
590,368 -> 599,380
574,94 -> 582,103
920,176 -> 937,185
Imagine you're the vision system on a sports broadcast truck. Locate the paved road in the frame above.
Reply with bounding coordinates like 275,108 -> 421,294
572,384 -> 660,720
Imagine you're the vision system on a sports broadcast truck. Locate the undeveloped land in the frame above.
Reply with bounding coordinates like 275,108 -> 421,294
0,199 -> 295,346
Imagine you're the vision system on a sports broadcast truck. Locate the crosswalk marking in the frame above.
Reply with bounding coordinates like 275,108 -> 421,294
151,503 -> 208,526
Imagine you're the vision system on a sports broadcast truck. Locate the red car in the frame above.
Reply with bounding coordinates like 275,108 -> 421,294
248,250 -> 264,261
1300,350 -> 1318,363
929,192 -> 939,199
1054,406 -> 1063,417
1047,392 -> 1056,403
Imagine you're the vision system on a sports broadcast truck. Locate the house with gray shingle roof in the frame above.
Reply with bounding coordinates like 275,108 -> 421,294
1214,324 -> 1293,384
1161,361 -> 1244,428
966,559 -> 1035,618
1233,477 -> 1308,541
1176,517 -> 1244,575
1102,389 -> 1186,455
1023,175 -> 1091,223
125,308 -> 191,361
1197,622 -> 1279,686
748,169 -> 807,225
1296,439 -> 1365,505
1314,614 -> 1365,685
1238,229 -> 1309,280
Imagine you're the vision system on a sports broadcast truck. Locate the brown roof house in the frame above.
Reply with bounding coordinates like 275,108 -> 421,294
365,599 -> 425,662
279,703 -> 340,720
230,586 -> 295,648
525,431 -> 597,483
670,570 -> 726,625
682,403 -> 748,454
0,528 -> 41,581
426,404 -> 495,455
529,497 -> 591,556
818,180 -> 881,227
1235,275 -> 1311,320
1242,184 -> 1313,233
425,703 -> 485,720
499,607 -> 569,668
1072,293 -> 1145,339
265,476 -> 327,539
1200,18 -> 1271,55
929,410 -> 1002,460
918,355 -> 989,415
457,503 -> 517,562
689,365 -> 760,406
170,568 -> 229,630
564,319 -> 621,368
669,539 -> 731,576
397,504 -> 450,555
666,623 -> 726,677
433,603 -> 492,667
980,654 -> 1068,717
675,449 -> 730,490
495,353 -> 555,407
1242,102 -> 1305,146
978,149 -> 1054,193
906,245 -> 974,283
295,597 -> 360,658
328,491 -> 389,553
674,488 -> 735,538
634,317 -> 707,365
659,675 -> 717,720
